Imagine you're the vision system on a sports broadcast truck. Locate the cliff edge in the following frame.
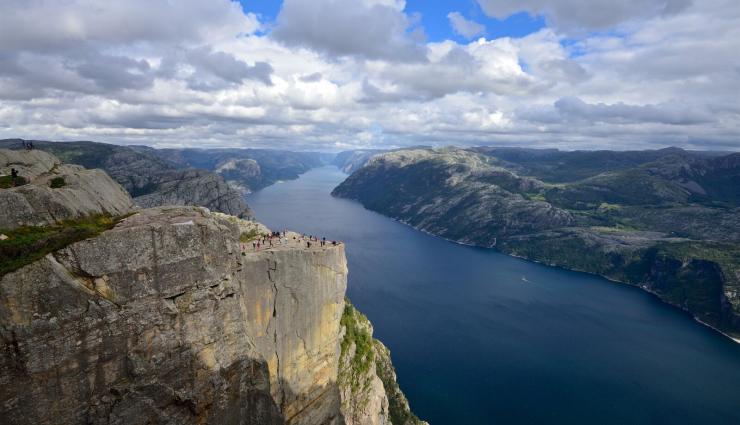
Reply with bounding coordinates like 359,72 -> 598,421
0,152 -> 422,424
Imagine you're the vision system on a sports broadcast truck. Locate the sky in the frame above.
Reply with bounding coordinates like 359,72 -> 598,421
0,0 -> 738,152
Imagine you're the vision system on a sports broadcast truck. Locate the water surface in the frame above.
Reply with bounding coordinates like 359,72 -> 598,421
247,166 -> 740,425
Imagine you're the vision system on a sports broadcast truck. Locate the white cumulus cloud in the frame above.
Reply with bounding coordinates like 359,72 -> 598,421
447,12 -> 486,39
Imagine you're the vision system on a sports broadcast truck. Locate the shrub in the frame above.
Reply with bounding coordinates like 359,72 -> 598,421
49,176 -> 66,188
0,175 -> 28,189
239,228 -> 261,242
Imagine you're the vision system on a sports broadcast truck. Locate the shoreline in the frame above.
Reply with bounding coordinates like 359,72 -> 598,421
378,211 -> 740,345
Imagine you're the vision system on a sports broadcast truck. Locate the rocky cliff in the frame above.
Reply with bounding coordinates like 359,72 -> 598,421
0,140 -> 252,219
333,147 -> 740,340
0,149 -> 134,230
1,154 -> 420,424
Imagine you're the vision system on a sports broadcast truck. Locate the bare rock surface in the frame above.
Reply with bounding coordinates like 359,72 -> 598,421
0,205 -> 417,424
0,149 -> 134,230
133,169 -> 252,219
1,152 -> 421,425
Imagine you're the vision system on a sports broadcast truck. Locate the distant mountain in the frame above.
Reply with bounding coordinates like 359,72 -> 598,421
332,149 -> 387,174
333,147 -> 740,339
471,146 -> 714,182
0,139 -> 331,216
133,147 -> 325,192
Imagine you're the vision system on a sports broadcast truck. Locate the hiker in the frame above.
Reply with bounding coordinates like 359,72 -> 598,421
322,237 -> 326,247
10,168 -> 18,186
252,241 -> 256,250
28,141 -> 34,150
307,241 -> 311,248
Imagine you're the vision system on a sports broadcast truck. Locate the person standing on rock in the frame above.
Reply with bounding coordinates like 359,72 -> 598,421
10,168 -> 18,186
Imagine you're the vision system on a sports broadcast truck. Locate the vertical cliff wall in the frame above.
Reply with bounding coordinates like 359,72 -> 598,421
0,206 -> 351,424
0,206 -> 419,424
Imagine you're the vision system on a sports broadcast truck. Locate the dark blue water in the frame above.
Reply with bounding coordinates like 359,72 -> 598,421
247,167 -> 740,425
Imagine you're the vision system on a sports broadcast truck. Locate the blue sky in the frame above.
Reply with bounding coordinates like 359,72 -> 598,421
240,0 -> 545,43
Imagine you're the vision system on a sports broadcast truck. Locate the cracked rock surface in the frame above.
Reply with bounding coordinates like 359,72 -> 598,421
0,149 -> 134,230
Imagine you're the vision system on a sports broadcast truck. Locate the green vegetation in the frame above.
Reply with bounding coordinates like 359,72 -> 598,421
0,175 -> 28,188
339,300 -> 375,418
524,192 -> 546,202
239,228 -> 261,242
0,214 -> 124,276
340,301 -> 375,380
49,176 -> 66,188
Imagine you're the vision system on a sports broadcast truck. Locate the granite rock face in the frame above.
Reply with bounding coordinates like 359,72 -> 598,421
0,207 -> 341,424
133,169 -> 253,219
0,209 -> 418,424
0,149 -> 134,230
1,152 -> 421,424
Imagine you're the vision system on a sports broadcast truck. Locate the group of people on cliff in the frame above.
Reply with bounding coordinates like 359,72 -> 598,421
242,230 -> 340,252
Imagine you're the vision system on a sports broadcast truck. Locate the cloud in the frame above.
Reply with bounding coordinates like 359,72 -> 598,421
476,0 -> 692,31
0,0 -> 738,152
539,97 -> 715,125
0,0 -> 259,51
447,12 -> 486,39
271,0 -> 427,62
185,47 -> 273,89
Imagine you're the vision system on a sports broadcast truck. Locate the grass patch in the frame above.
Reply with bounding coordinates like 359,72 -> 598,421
239,228 -> 261,242
339,299 -> 376,418
0,175 -> 28,188
524,192 -> 547,202
0,214 -> 125,277
340,301 -> 375,378
49,176 -> 66,188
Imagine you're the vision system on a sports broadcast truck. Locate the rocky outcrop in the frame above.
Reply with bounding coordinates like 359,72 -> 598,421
0,206 -> 338,424
133,169 -> 252,218
0,140 -> 252,219
1,154 -> 421,424
216,159 -> 262,194
0,149 -> 134,230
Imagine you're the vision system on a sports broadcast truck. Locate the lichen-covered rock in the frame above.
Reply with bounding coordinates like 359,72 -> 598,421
0,149 -> 134,230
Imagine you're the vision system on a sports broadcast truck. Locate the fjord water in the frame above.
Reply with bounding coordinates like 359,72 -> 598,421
247,167 -> 740,425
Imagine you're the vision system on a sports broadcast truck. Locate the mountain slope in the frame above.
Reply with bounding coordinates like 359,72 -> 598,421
333,147 -> 740,339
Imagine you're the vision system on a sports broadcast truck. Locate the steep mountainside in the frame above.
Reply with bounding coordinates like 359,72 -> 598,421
1,152 -> 421,424
0,139 -> 252,218
333,148 -> 740,340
